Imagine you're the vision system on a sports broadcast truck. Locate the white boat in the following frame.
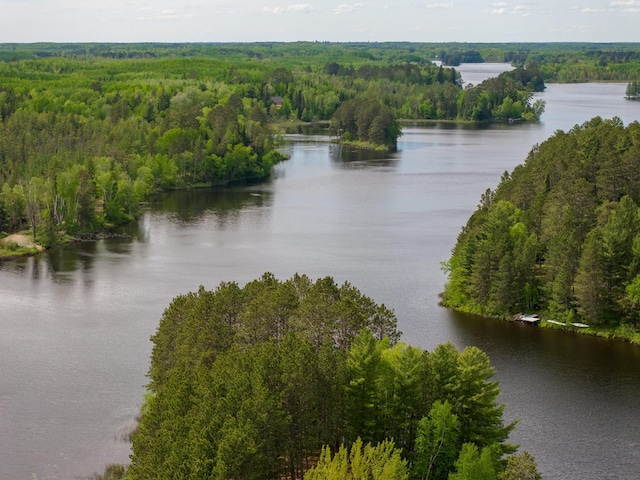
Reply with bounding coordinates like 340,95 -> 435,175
571,322 -> 590,328
519,314 -> 541,325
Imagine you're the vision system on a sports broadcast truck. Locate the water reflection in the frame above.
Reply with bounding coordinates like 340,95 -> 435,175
0,236 -> 144,283
149,188 -> 275,225
329,143 -> 399,169
280,123 -> 330,135
45,243 -> 97,280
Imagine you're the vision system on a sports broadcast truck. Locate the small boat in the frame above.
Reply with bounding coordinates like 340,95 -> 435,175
571,322 -> 590,328
546,320 -> 565,326
519,313 -> 541,325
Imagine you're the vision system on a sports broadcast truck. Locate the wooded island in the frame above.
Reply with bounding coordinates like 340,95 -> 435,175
124,273 -> 539,480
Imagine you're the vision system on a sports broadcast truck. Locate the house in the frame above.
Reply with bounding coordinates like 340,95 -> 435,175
270,96 -> 283,108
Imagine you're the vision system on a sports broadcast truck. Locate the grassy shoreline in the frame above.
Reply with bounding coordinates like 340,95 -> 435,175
0,232 -> 42,260
539,320 -> 640,345
0,245 -> 40,260
333,138 -> 394,152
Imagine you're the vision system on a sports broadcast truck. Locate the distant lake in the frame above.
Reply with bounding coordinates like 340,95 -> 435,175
1,65 -> 640,480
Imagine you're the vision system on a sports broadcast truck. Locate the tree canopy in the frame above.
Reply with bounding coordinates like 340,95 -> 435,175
441,117 -> 640,334
127,273 -> 531,480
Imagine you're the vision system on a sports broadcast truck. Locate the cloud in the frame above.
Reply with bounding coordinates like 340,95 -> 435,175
611,0 -> 640,5
288,3 -> 314,12
486,2 -> 539,16
334,3 -> 364,14
425,2 -> 454,8
263,4 -> 314,14
136,5 -> 195,21
509,5 -> 529,16
610,0 -> 640,11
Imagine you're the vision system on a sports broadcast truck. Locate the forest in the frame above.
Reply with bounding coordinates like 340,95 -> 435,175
441,117 -> 640,342
125,273 -> 540,480
0,42 -> 552,255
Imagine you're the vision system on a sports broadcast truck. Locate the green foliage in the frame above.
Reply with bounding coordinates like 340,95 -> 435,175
304,438 -> 409,480
89,463 -> 126,480
0,52 -> 290,242
129,274 -> 528,480
330,97 -> 402,149
427,344 -> 516,451
414,401 -> 460,480
498,451 -> 542,480
344,330 -> 389,443
442,117 -> 640,330
448,443 -> 502,480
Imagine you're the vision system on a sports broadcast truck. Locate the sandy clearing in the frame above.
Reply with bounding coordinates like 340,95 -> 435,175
1,233 -> 44,252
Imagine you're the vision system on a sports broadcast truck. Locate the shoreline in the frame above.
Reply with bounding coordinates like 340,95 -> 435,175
0,232 -> 43,261
0,231 -> 133,262
441,300 -> 640,346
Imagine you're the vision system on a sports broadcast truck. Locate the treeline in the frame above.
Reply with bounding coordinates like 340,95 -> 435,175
441,117 -> 640,332
432,43 -> 640,83
429,42 -> 640,82
3,41 -> 640,82
455,68 -> 545,123
287,61 -> 543,124
128,273 -> 539,480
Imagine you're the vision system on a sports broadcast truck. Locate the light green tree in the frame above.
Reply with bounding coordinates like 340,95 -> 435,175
304,438 -> 408,480
413,401 -> 460,480
448,443 -> 501,480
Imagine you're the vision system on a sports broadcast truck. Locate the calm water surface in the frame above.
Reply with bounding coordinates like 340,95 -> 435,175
1,66 -> 640,479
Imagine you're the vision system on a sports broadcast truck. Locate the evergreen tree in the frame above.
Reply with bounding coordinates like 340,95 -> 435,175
413,401 -> 460,480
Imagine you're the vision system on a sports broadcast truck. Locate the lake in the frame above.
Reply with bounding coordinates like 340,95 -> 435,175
1,65 -> 640,479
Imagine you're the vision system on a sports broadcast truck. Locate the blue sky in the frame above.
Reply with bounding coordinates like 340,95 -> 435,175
0,1 -> 638,43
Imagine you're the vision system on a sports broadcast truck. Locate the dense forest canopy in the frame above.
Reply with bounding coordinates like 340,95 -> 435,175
441,117 -> 640,334
3,41 -> 639,80
128,273 -> 539,480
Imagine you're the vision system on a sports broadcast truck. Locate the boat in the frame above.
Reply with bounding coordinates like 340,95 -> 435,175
518,313 -> 541,325
546,320 -> 565,326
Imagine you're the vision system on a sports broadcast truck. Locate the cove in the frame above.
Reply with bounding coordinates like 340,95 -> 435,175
1,66 -> 640,479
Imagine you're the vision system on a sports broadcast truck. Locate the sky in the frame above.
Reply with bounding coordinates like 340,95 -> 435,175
0,0 -> 638,43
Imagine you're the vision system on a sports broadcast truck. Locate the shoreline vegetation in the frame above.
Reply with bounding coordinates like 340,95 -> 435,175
440,117 -> 640,347
441,301 -> 640,346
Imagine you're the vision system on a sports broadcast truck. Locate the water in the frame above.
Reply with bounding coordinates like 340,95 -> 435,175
1,67 -> 640,479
